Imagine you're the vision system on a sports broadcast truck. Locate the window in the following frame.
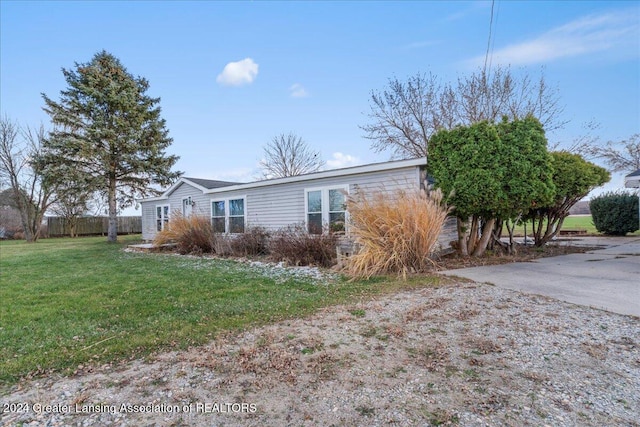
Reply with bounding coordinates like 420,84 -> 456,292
211,197 -> 245,233
307,190 -> 322,234
156,205 -> 170,231
211,200 -> 226,233
305,186 -> 347,234
328,189 -> 346,232
229,199 -> 245,233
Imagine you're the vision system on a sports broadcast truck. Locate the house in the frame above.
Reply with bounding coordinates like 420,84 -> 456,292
625,169 -> 640,189
625,169 -> 640,231
139,157 -> 428,241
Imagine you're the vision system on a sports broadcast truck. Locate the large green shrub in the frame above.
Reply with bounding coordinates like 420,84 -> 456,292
590,192 -> 639,236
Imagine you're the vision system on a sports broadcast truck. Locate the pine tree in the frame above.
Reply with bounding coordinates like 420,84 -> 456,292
41,50 -> 181,242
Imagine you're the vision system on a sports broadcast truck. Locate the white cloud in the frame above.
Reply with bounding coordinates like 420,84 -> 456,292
467,9 -> 639,67
325,152 -> 361,170
216,58 -> 259,86
289,83 -> 309,98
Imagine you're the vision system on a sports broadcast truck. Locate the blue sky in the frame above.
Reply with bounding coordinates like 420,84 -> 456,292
1,1 -> 639,208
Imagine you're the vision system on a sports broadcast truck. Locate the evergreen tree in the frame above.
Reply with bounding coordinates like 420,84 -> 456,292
41,51 -> 181,242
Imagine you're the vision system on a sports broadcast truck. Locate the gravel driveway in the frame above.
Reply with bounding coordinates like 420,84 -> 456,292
2,282 -> 639,427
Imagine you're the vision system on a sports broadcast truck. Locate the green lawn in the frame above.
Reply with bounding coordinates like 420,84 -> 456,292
507,215 -> 640,236
0,235 -> 439,388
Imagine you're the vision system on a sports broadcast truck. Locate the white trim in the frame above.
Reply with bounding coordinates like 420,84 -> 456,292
155,204 -> 170,231
142,195 -> 168,203
181,196 -> 194,216
204,157 -> 426,195
210,195 -> 247,233
625,176 -> 640,188
141,178 -> 212,202
168,178 -> 211,196
139,158 -> 426,203
304,185 -> 349,234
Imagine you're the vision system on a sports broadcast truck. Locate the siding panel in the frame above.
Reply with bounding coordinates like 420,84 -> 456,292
141,165 -> 422,239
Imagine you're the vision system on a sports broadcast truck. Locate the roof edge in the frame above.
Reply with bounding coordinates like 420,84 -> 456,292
204,157 -> 427,194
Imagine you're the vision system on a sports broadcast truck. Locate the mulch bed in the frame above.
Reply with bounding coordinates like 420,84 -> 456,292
432,242 -> 602,271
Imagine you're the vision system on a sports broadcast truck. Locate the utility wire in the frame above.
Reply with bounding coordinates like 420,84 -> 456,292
483,0 -> 496,77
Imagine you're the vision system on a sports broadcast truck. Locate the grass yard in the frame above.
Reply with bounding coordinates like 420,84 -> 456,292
506,215 -> 640,236
0,235 -> 439,388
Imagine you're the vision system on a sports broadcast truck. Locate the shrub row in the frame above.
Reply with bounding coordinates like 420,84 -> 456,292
153,215 -> 337,267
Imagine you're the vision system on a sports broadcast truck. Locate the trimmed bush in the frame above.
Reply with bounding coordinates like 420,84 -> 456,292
345,188 -> 450,279
590,192 -> 639,236
269,224 -> 338,267
153,212 -> 216,254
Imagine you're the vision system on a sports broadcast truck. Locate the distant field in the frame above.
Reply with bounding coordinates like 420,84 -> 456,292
508,215 -> 639,236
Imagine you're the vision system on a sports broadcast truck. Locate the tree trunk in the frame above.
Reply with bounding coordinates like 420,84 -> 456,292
13,189 -> 36,242
456,217 -> 469,256
467,216 -> 479,255
107,177 -> 118,242
472,218 -> 496,257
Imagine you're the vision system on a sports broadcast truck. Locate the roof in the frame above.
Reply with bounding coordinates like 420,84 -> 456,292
141,157 -> 427,201
625,169 -> 640,188
204,157 -> 427,194
182,177 -> 242,189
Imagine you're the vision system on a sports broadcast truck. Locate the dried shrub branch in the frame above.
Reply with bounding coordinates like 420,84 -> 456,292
269,224 -> 338,267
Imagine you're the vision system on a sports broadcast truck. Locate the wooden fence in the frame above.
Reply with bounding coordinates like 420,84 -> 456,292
47,216 -> 142,237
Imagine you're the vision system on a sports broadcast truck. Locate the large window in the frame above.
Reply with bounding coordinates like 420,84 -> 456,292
305,186 -> 347,234
156,205 -> 170,231
211,197 -> 245,233
229,199 -> 245,233
307,190 -> 323,234
211,200 -> 226,233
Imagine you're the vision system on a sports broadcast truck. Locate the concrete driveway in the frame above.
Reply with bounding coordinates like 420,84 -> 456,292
440,236 -> 640,317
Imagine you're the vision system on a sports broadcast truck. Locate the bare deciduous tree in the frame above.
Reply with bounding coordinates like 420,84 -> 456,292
0,116 -> 56,242
362,66 -> 566,159
259,133 -> 325,178
48,181 -> 94,238
558,119 -> 602,154
455,67 -> 566,131
590,134 -> 640,174
361,73 -> 449,159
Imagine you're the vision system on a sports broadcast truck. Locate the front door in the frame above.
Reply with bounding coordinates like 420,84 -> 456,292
182,197 -> 193,217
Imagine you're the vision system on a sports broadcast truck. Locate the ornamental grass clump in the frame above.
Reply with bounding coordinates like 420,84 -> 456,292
153,212 -> 216,255
346,188 -> 449,279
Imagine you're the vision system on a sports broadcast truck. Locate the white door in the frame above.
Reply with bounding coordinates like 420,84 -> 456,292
182,198 -> 193,216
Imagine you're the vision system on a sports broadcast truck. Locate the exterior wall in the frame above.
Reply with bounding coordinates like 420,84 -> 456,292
140,164 -> 422,240
141,202 -> 158,241
140,182 -> 211,241
211,166 -> 421,232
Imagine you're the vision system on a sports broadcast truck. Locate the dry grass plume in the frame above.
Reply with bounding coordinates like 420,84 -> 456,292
345,188 -> 449,279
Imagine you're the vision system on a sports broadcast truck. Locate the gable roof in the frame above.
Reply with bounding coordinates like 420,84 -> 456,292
141,157 -> 427,201
182,177 -> 243,190
625,169 -> 640,188
204,157 -> 427,194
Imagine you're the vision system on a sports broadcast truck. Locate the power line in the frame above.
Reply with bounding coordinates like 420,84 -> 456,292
483,0 -> 496,77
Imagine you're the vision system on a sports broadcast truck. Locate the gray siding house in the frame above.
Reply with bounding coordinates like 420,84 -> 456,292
139,157 -> 428,241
